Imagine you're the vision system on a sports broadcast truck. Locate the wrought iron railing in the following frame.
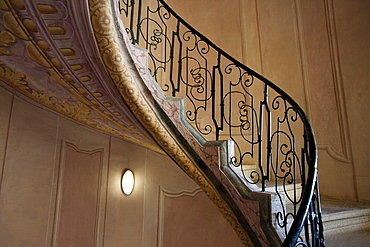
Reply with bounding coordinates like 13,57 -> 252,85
118,0 -> 325,246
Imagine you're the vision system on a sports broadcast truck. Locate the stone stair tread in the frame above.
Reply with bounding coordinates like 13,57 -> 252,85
320,198 -> 370,233
322,207 -> 370,221
321,198 -> 370,214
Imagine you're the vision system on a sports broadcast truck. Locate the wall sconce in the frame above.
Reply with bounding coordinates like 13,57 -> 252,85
121,169 -> 135,195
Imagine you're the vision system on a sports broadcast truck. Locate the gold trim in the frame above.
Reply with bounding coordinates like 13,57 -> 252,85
3,11 -> 29,40
8,0 -> 25,10
0,62 -> 162,153
37,3 -> 58,14
47,26 -> 66,35
0,0 -> 163,154
0,30 -> 15,55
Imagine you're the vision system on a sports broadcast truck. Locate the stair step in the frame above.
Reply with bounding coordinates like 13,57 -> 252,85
265,181 -> 303,202
231,165 -> 370,238
321,199 -> 370,234
240,165 -> 303,197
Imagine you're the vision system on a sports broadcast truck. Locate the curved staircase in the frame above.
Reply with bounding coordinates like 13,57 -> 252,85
116,0 -> 325,246
0,0 -> 325,246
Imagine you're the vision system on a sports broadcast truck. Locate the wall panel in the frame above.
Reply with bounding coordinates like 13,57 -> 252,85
0,86 -> 251,246
168,0 -> 243,61
332,0 -> 370,201
103,137 -> 147,247
238,0 -> 369,201
0,87 -> 13,190
298,0 -> 346,157
56,144 -> 103,247
142,148 -> 200,247
53,117 -> 111,247
0,97 -> 58,246
160,188 -> 243,247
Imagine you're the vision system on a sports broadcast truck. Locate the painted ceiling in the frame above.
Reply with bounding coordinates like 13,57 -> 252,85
0,0 -> 162,153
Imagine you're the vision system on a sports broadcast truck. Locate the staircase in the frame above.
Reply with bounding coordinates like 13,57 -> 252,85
0,0 -> 325,246
117,0 -> 325,246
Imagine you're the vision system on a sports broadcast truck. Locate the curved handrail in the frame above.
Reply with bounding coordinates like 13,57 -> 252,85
118,0 -> 325,246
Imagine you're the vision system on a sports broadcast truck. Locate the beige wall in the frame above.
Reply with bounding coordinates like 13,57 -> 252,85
0,87 -> 242,246
167,0 -> 244,62
169,0 -> 370,202
241,0 -> 370,202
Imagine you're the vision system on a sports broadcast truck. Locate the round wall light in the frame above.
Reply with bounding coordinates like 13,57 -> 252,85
121,169 -> 135,195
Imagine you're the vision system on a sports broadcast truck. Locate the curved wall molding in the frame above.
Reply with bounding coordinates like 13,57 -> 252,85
322,0 -> 353,164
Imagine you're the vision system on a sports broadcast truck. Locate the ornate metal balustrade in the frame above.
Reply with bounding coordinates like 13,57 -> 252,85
118,0 -> 325,246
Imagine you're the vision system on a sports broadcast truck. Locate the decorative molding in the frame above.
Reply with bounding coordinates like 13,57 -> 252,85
321,0 -> 353,164
294,0 -> 351,165
0,30 -> 15,55
293,0 -> 311,117
51,141 -> 104,247
0,88 -> 14,194
250,0 -> 351,164
238,0 -> 248,65
318,144 -> 350,163
157,186 -> 204,246
323,0 -> 357,200
160,186 -> 204,198
253,0 -> 264,74
0,0 -> 162,154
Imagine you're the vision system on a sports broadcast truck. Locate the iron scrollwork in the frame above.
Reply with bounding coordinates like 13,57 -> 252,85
118,0 -> 325,246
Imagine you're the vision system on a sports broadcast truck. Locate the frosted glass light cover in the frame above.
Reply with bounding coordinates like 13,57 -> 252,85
121,170 -> 134,195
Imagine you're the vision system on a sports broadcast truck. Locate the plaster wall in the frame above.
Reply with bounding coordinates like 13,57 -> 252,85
0,87 -> 242,246
242,0 -> 370,202
168,0 -> 370,202
167,0 -> 244,62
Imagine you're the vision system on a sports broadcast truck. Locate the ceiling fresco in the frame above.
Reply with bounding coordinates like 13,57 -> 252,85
0,0 -> 162,153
